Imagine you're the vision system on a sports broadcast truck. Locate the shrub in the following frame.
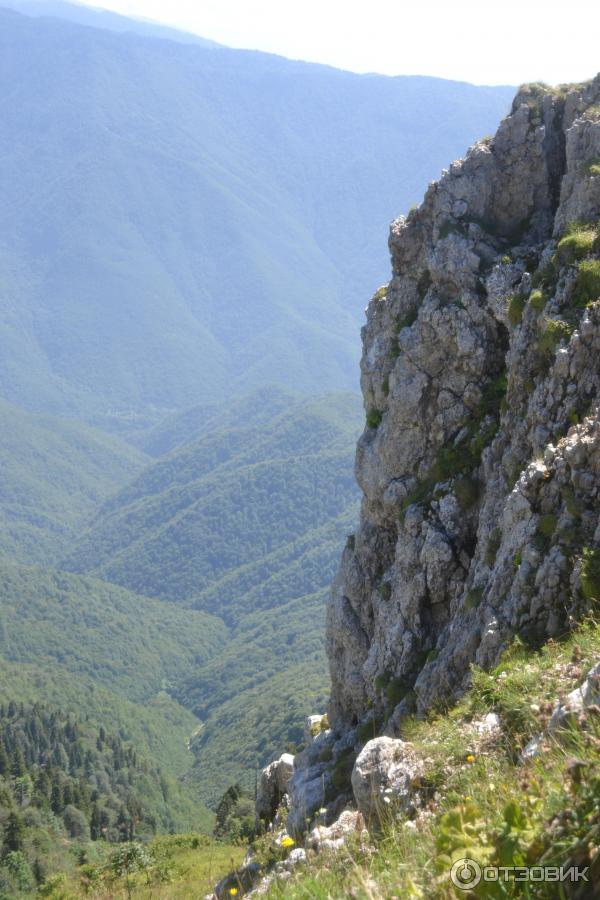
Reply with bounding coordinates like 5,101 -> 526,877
580,546 -> 600,602
454,477 -> 480,510
330,748 -> 356,792
366,409 -> 383,429
584,156 -> 600,176
464,587 -> 483,610
508,293 -> 526,326
386,677 -> 410,707
537,317 -> 573,363
533,513 -> 558,551
529,289 -> 546,311
556,222 -> 597,265
573,258 -> 600,307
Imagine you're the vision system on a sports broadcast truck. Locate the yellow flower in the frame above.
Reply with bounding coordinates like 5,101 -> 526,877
281,836 -> 295,848
465,754 -> 476,764
229,890 -> 238,897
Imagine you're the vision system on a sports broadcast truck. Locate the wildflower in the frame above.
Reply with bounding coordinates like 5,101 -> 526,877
281,836 -> 295,848
465,753 -> 475,764
229,890 -> 238,897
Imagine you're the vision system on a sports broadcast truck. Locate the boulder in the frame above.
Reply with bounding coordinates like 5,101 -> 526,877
308,808 -> 366,853
351,737 -> 424,830
255,753 -> 294,824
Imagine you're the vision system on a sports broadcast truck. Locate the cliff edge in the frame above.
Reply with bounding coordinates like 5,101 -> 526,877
328,75 -> 600,731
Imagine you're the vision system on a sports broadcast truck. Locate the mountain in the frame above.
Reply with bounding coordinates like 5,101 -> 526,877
63,390 -> 362,608
57,388 -> 361,798
0,7 -> 513,425
0,563 -> 228,825
2,0 -> 221,45
0,398 -> 146,565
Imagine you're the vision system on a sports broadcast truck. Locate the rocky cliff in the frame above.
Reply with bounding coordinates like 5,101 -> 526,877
210,76 -> 600,898
328,75 -> 600,734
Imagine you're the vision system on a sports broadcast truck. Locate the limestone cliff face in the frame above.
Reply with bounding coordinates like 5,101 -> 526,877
327,76 -> 600,732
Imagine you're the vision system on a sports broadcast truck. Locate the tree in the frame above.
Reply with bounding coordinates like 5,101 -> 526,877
63,804 -> 90,841
3,810 -> 25,855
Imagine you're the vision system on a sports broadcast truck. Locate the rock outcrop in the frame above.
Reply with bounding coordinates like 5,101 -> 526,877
252,76 -> 600,857
255,753 -> 294,824
328,76 -> 600,734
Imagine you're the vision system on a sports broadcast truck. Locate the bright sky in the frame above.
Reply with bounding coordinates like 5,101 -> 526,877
77,0 -> 599,86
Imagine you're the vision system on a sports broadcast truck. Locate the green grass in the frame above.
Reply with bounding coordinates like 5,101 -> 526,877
573,259 -> 600,307
246,620 -> 600,899
556,222 -> 597,265
508,293 -> 526,326
36,836 -> 245,899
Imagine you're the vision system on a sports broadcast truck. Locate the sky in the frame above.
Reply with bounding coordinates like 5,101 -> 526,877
70,0 -> 600,86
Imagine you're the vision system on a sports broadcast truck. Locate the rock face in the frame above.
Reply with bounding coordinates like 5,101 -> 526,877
251,78 -> 600,854
327,75 -> 600,732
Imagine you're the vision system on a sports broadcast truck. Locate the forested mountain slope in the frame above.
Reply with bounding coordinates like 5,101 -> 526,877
63,391 -> 362,609
58,390 -> 361,797
0,399 -> 146,565
0,7 -> 512,424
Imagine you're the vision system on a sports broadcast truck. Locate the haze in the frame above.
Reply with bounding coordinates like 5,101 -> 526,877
62,0 -> 600,86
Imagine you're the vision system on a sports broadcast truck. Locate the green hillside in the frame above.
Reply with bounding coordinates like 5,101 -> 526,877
0,399 -> 146,565
0,8 -> 512,424
0,654 -> 202,788
63,391 -> 362,608
0,564 -> 226,702
61,390 -> 361,798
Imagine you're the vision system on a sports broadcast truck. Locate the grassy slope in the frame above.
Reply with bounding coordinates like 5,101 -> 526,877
256,621 -> 600,899
47,835 -> 246,899
48,623 -> 600,897
0,8 -> 512,422
0,398 -> 147,565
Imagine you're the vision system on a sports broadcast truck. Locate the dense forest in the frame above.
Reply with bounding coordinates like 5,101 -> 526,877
0,701 -> 191,896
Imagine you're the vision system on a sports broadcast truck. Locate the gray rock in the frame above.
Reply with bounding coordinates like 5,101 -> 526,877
256,753 -> 294,824
351,737 -> 424,830
549,661 -> 600,729
327,74 -> 600,736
